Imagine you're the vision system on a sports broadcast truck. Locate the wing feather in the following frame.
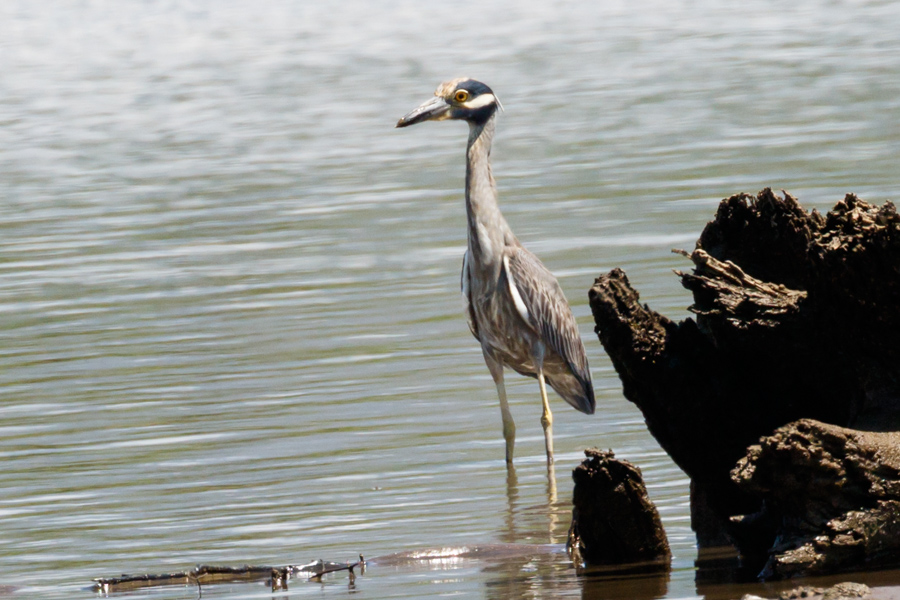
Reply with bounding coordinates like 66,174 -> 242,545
503,246 -> 593,409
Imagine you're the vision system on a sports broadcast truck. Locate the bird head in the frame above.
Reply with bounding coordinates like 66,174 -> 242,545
396,78 -> 501,128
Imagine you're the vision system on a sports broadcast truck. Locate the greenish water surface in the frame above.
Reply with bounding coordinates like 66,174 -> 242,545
1,1 -> 899,598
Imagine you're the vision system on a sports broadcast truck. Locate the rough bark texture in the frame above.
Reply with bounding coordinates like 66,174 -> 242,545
588,189 -> 900,560
567,448 -> 670,568
733,419 -> 900,579
742,582 -> 874,599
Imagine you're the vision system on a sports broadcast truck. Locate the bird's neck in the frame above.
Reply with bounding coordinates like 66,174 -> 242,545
465,114 -> 514,268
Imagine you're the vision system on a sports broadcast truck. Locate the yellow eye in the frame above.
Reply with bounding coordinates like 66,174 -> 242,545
454,90 -> 469,103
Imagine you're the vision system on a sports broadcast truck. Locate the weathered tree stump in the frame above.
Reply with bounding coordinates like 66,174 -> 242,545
567,448 -> 670,568
588,189 -> 900,556
733,419 -> 900,579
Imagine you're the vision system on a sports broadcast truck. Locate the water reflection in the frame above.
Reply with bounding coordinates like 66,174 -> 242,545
477,547 -> 672,600
481,550 -> 572,600
545,461 -> 560,544
501,461 -> 561,544
693,545 -> 755,591
5,0 -> 900,598
387,545 -> 676,600
503,464 -> 520,543
580,571 -> 669,600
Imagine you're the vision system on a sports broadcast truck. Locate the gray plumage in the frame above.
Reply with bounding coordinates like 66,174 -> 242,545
397,78 -> 595,463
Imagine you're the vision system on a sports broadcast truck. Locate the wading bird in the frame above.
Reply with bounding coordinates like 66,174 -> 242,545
397,79 -> 595,464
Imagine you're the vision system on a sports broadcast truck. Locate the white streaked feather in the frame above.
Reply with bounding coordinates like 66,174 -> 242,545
503,255 -> 530,323
461,249 -> 471,312
476,222 -> 493,259
461,249 -> 471,297
461,249 -> 479,340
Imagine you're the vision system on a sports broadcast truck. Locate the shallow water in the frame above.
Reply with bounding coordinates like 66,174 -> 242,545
1,0 -> 899,598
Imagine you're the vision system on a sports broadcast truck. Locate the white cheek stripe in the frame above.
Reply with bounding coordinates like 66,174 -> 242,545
464,93 -> 497,109
504,255 -> 530,323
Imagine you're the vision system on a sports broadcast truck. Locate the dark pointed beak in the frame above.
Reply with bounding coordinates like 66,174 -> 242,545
396,96 -> 451,128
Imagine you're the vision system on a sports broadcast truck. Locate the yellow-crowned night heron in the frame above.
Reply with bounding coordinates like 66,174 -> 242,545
397,78 -> 595,464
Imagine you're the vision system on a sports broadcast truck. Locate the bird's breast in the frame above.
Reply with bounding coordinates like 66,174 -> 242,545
468,279 -> 538,375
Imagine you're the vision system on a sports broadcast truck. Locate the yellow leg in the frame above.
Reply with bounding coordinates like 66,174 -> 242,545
484,350 -> 515,463
496,377 -> 516,463
538,370 -> 554,464
546,458 -> 559,542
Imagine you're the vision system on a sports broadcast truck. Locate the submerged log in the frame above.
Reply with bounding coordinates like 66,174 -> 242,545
732,419 -> 900,579
93,559 -> 363,593
589,189 -> 900,555
92,546 -> 568,594
567,448 -> 670,568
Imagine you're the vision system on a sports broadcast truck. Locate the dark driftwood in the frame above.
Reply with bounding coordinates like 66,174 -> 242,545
93,559 -> 363,593
589,189 -> 900,560
733,419 -> 900,579
567,448 -> 670,569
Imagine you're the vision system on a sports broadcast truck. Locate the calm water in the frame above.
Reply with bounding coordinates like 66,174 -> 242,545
1,1 -> 899,598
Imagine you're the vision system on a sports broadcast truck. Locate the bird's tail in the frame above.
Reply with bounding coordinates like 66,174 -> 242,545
548,371 -> 595,415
